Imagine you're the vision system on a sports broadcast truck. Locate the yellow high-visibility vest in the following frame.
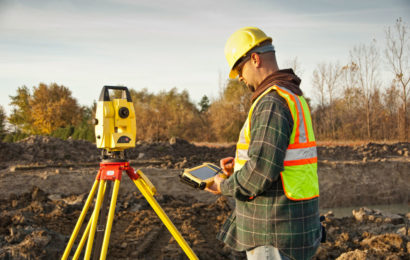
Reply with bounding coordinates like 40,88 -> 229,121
234,85 -> 319,200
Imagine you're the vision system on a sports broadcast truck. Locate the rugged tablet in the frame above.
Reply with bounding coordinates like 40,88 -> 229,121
179,163 -> 225,190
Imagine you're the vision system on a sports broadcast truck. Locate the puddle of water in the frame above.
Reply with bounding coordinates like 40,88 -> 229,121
320,203 -> 409,217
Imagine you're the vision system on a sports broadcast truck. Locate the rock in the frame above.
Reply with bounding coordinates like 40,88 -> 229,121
360,234 -> 403,253
314,246 -> 329,260
48,194 -> 62,201
353,208 -> 367,222
336,249 -> 368,260
62,193 -> 86,206
9,226 -> 16,237
382,212 -> 404,225
12,214 -> 26,225
396,227 -> 409,236
5,226 -> 21,243
362,231 -> 370,238
352,208 -> 405,225
169,137 -> 189,145
339,232 -> 349,241
31,186 -> 47,202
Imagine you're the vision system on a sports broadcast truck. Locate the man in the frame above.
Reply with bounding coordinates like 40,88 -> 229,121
205,27 -> 321,260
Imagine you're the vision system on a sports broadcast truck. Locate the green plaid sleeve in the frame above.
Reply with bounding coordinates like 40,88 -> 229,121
221,92 -> 293,198
217,91 -> 321,259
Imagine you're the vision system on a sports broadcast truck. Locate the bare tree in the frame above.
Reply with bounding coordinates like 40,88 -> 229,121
283,57 -> 304,77
385,18 -> 410,140
311,62 -> 342,138
312,65 -> 327,108
341,62 -> 359,111
350,40 -> 381,139
383,81 -> 401,138
324,62 -> 343,137
311,66 -> 328,139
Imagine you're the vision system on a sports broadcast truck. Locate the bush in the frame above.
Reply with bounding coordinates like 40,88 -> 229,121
72,122 -> 95,143
2,131 -> 29,143
50,126 -> 74,140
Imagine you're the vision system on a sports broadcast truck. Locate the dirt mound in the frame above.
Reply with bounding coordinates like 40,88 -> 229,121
318,142 -> 410,161
0,137 -> 409,258
0,187 -> 234,259
0,187 -> 67,259
1,137 -> 409,208
1,136 -> 409,169
0,136 -> 99,166
0,136 -> 236,169
126,138 -> 235,168
0,187 -> 408,259
315,209 -> 409,259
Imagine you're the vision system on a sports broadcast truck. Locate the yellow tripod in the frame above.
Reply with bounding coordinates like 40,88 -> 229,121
62,160 -> 198,260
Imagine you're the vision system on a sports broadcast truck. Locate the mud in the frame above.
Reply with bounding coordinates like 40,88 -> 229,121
0,137 -> 409,259
0,170 -> 232,260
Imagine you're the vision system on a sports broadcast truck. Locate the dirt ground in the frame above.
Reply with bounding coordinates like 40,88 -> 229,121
0,136 -> 409,259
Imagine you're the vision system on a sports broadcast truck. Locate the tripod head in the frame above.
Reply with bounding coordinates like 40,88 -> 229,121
93,86 -> 136,160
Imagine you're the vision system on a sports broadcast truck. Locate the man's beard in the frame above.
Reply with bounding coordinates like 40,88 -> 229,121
246,84 -> 256,92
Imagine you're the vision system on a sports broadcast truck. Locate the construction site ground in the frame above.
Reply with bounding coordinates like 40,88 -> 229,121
0,136 -> 409,259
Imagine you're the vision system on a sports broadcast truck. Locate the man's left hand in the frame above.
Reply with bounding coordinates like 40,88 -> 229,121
204,174 -> 225,195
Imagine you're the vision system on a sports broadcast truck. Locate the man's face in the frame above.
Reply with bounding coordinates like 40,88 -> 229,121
236,56 -> 256,92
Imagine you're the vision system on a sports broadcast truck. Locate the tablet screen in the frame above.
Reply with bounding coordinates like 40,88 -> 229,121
189,165 -> 220,180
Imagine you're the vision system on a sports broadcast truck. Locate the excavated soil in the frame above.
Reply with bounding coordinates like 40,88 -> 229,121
0,136 -> 409,259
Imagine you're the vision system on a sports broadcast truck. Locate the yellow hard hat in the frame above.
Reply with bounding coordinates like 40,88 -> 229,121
225,27 -> 272,78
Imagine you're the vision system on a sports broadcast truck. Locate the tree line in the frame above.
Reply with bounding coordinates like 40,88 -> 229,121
1,18 -> 408,143
311,18 -> 409,141
0,80 -> 250,143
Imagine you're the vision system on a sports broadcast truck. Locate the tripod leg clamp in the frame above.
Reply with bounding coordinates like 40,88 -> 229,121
127,168 -> 156,196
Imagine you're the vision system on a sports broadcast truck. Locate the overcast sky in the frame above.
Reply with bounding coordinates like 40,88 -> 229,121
1,0 -> 409,115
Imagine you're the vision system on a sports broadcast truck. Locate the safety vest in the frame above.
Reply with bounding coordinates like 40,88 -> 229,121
234,85 -> 319,201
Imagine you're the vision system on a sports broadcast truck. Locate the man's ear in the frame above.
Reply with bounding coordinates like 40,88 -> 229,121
251,53 -> 261,67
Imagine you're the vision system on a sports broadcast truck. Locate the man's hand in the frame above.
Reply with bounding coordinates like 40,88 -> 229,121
220,157 -> 235,177
204,174 -> 225,195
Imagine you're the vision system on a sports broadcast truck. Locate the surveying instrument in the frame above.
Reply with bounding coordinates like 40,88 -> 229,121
62,86 -> 198,260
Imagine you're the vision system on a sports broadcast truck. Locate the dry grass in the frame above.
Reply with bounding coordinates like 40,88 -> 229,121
193,140 -> 407,148
316,139 -> 406,147
192,142 -> 235,148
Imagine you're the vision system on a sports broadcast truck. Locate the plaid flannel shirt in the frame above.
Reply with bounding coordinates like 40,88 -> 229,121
218,90 -> 321,260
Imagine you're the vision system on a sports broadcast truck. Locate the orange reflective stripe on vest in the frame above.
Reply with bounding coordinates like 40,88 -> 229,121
233,85 -> 319,200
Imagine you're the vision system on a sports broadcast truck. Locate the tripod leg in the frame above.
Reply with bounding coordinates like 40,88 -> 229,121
72,210 -> 95,260
132,177 -> 199,260
84,180 -> 106,260
100,179 -> 121,260
93,181 -> 113,260
62,180 -> 99,260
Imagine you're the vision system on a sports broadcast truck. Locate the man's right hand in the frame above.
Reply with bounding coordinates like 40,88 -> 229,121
220,157 -> 235,177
